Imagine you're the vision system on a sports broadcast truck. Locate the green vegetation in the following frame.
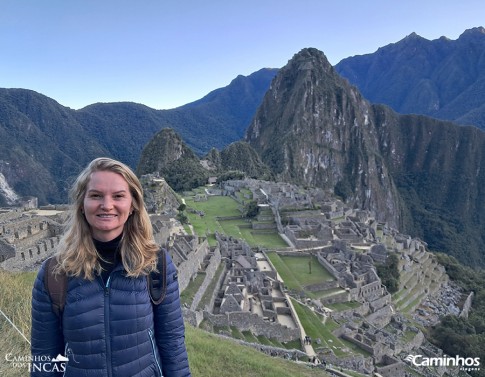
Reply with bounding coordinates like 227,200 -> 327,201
266,252 -> 334,298
180,273 -> 206,306
137,128 -> 210,192
0,270 -> 36,377
291,299 -> 358,358
183,193 -> 287,249
228,328 -> 301,352
375,253 -> 399,293
197,263 -> 225,311
243,200 -> 260,218
324,301 -> 361,312
427,253 -> 485,377
219,141 -> 274,180
185,324 -> 330,377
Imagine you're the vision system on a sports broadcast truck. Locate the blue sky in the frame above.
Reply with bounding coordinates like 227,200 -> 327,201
1,0 -> 483,110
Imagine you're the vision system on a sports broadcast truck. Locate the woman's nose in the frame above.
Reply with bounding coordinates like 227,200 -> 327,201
101,197 -> 113,209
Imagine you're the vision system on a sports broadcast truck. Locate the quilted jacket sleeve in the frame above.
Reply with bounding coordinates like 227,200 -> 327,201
154,251 -> 191,377
31,260 -> 64,377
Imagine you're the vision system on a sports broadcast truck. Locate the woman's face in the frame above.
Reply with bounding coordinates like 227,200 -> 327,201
82,171 -> 133,242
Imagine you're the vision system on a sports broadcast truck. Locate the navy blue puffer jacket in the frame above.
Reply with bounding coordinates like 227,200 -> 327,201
31,251 -> 191,377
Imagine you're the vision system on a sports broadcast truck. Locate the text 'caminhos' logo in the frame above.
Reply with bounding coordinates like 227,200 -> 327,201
405,354 -> 480,372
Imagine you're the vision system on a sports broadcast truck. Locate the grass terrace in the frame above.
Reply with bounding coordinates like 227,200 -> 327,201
180,272 -> 206,306
266,252 -> 335,298
324,301 -> 361,312
183,192 -> 287,249
291,299 -> 350,357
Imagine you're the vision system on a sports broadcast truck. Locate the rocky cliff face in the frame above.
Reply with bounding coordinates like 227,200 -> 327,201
374,107 -> 485,266
246,48 -> 403,227
246,48 -> 485,267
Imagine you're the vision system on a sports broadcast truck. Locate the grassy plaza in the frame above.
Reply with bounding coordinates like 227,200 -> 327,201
183,193 -> 288,249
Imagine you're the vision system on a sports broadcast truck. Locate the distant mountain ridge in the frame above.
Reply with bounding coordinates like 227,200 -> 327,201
336,26 -> 485,129
0,69 -> 277,204
0,88 -> 110,204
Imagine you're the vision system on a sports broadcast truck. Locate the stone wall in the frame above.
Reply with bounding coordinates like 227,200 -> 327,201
304,280 -> 339,292
0,239 -> 15,262
152,217 -> 172,247
182,307 -> 204,327
141,175 -> 180,215
321,291 -> 350,305
340,333 -> 376,355
205,332 -> 307,360
190,247 -> 222,311
0,208 -> 23,223
331,302 -> 370,322
1,236 -> 60,271
321,353 -> 374,375
204,311 -> 300,342
316,252 -> 341,280
365,305 -> 393,328
173,237 -> 210,292
207,264 -> 228,312
252,222 -> 277,230
374,356 -> 406,377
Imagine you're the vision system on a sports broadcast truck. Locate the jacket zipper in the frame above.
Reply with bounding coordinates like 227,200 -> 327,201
62,342 -> 69,377
148,328 -> 163,376
104,275 -> 113,377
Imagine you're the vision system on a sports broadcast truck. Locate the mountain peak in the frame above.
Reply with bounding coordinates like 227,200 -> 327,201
459,26 -> 485,39
246,47 -> 401,227
400,31 -> 428,44
405,31 -> 420,39
289,48 -> 333,71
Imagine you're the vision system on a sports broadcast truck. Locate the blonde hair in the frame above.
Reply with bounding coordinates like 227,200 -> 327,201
55,157 -> 159,280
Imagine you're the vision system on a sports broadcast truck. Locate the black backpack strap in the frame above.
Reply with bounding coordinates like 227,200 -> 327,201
148,249 -> 167,305
44,256 -> 67,319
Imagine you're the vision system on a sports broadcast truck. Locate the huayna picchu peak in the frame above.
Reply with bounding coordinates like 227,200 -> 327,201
247,47 -> 485,268
246,48 -> 403,230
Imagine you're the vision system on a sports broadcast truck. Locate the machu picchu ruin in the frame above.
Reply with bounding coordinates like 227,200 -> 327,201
0,175 -> 475,377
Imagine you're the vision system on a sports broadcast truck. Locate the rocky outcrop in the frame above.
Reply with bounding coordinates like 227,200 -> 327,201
246,48 -> 403,228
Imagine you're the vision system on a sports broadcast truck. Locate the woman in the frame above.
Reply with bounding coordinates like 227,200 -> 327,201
31,157 -> 191,376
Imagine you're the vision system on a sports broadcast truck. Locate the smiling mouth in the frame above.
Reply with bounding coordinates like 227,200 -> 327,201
97,214 -> 117,218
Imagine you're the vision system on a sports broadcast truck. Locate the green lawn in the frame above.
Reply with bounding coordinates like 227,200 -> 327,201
186,325 -> 330,377
291,299 -> 349,357
183,193 -> 288,249
185,195 -> 241,235
180,272 -> 206,306
266,252 -> 335,295
324,301 -> 361,312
